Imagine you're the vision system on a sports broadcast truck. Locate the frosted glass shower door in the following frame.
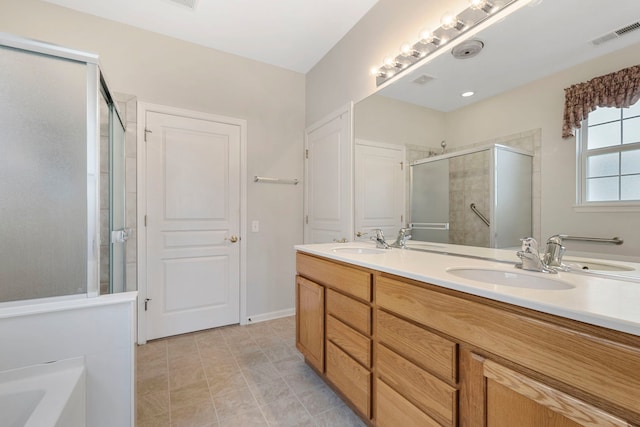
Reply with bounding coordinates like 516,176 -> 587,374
0,45 -> 88,302
109,103 -> 127,294
410,159 -> 450,243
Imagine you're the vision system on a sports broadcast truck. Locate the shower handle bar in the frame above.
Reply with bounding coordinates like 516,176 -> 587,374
558,235 -> 623,245
470,203 -> 490,227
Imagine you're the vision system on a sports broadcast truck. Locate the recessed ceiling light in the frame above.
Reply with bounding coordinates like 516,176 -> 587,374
461,91 -> 475,97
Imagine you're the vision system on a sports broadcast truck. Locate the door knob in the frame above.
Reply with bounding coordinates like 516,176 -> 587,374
356,231 -> 368,237
226,235 -> 239,243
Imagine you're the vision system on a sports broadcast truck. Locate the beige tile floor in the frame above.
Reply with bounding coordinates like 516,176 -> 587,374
136,316 -> 366,427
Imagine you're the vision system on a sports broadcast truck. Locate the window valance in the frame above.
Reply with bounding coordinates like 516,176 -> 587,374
562,64 -> 640,139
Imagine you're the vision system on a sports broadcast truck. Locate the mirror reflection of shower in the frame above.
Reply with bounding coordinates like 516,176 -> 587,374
410,143 -> 532,249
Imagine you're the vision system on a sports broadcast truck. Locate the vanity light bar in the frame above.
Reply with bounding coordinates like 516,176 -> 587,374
371,0 -> 521,86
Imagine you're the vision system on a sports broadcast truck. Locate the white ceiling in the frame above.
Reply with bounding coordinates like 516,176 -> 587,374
42,0 -> 379,73
378,0 -> 640,112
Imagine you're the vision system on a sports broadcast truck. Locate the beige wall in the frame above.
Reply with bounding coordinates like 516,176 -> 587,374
355,94 -> 446,148
2,0 -> 305,318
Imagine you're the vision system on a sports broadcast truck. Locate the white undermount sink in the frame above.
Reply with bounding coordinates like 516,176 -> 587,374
332,247 -> 386,255
447,268 -> 575,290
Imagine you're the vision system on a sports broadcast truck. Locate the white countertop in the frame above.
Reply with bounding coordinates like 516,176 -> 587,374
295,242 -> 640,337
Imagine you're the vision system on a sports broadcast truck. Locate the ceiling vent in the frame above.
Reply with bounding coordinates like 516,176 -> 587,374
412,74 -> 435,85
166,0 -> 198,10
451,39 -> 485,59
591,21 -> 640,46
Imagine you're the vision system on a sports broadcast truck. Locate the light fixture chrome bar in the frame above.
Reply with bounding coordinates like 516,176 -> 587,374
373,0 -> 522,86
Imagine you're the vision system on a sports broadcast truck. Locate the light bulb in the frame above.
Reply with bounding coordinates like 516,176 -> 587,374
383,56 -> 395,67
419,28 -> 433,42
461,91 -> 475,97
469,0 -> 495,14
400,43 -> 413,56
440,12 -> 456,29
370,66 -> 380,76
441,12 -> 465,31
419,29 -> 441,46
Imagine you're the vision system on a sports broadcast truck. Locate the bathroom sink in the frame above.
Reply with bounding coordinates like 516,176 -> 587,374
332,247 -> 386,255
447,268 -> 574,290
563,259 -> 635,272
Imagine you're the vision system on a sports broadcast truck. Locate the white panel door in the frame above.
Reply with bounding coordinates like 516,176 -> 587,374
146,111 -> 240,340
354,140 -> 405,242
304,105 -> 353,243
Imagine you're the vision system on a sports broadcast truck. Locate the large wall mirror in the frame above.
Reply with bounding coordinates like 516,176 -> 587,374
354,0 -> 640,253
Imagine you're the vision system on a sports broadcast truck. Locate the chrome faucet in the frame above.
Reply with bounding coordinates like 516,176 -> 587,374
371,229 -> 390,249
389,227 -> 412,249
516,237 -> 556,273
543,234 -> 567,270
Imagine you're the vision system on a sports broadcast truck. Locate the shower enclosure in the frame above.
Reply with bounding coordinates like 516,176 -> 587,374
410,144 -> 533,248
0,33 -> 127,302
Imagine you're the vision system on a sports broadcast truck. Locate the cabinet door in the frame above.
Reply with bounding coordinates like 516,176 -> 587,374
465,352 -> 630,427
296,276 -> 324,372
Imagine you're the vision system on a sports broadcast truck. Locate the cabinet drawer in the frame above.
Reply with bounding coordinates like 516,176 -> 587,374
377,274 -> 640,415
377,309 -> 457,383
376,379 -> 441,427
327,315 -> 371,368
327,289 -> 371,335
326,341 -> 371,418
296,252 -> 372,301
377,344 -> 457,427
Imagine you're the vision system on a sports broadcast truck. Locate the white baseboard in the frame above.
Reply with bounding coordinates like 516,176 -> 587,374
245,308 -> 295,324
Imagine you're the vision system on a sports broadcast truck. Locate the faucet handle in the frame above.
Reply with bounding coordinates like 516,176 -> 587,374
520,237 -> 539,253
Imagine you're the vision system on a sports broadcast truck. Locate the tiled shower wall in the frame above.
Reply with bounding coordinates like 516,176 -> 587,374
449,149 -> 491,246
115,93 -> 138,293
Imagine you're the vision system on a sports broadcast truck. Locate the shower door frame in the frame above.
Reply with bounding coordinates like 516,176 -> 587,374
0,34 -> 103,298
100,79 -> 128,294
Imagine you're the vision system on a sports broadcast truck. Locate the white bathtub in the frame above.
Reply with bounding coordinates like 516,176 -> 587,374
0,357 -> 85,427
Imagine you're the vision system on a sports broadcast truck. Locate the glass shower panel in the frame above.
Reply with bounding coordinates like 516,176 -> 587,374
0,46 -> 87,302
109,103 -> 126,294
493,148 -> 532,248
410,158 -> 450,243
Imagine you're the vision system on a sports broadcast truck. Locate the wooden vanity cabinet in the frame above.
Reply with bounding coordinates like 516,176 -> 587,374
376,273 -> 640,427
296,253 -> 640,426
466,354 -> 633,427
376,309 -> 458,426
295,275 -> 324,372
296,253 -> 374,420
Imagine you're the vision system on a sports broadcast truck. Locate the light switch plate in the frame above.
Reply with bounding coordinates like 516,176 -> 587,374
251,220 -> 259,232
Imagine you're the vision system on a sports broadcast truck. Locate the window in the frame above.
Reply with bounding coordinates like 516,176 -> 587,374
578,102 -> 640,204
